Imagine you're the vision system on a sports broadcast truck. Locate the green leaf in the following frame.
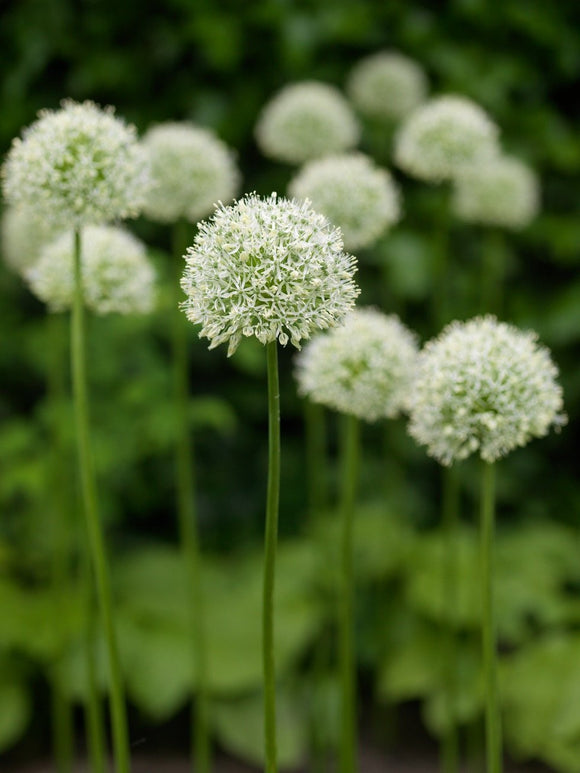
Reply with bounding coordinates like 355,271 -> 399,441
0,679 -> 30,752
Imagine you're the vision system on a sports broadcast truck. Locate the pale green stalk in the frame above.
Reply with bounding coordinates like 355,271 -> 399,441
263,341 -> 281,773
171,219 -> 210,773
480,230 -> 504,316
338,414 -> 360,773
480,461 -> 501,773
441,465 -> 460,773
47,312 -> 74,773
71,228 -> 130,773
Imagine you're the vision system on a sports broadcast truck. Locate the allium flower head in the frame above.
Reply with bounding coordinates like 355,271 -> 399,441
346,51 -> 428,123
394,96 -> 499,182
408,316 -> 566,465
26,225 -> 156,315
180,193 -> 360,356
142,122 -> 240,223
1,206 -> 62,274
255,82 -> 360,165
452,156 -> 540,229
288,153 -> 401,250
2,100 -> 150,228
295,308 -> 419,422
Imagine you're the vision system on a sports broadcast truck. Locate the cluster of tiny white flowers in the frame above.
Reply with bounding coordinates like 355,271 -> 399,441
1,206 -> 62,274
346,51 -> 428,123
180,193 -> 360,356
452,156 -> 540,229
407,316 -> 566,465
142,122 -> 241,223
295,308 -> 419,422
26,225 -> 156,315
288,153 -> 401,250
394,95 -> 499,182
255,81 -> 360,165
2,100 -> 150,228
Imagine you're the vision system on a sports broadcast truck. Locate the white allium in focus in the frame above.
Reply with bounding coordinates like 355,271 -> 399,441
180,193 -> 360,356
1,207 -> 62,274
295,308 -> 419,422
2,100 -> 150,228
255,82 -> 360,165
407,316 -> 566,465
346,51 -> 428,122
26,225 -> 156,314
452,156 -> 540,229
142,122 -> 240,223
288,153 -> 401,250
394,95 -> 499,182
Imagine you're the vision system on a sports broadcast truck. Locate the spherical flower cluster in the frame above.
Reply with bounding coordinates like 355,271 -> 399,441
2,100 -> 150,228
295,308 -> 419,422
452,156 -> 540,229
407,316 -> 566,465
255,82 -> 360,165
142,122 -> 240,223
1,207 -> 62,274
346,51 -> 428,123
26,225 -> 156,315
288,153 -> 401,250
180,193 -> 360,356
394,96 -> 499,182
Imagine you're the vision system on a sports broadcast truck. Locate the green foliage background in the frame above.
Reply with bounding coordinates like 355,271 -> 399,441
1,0 -> 579,770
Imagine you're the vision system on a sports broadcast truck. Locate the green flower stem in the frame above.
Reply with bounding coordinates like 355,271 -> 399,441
171,220 -> 210,773
480,230 -> 504,316
71,228 -> 130,773
338,413 -> 360,773
264,340 -> 281,773
47,312 -> 75,773
441,465 -> 460,773
85,582 -> 107,773
480,461 -> 501,773
432,192 -> 451,329
305,400 -> 328,517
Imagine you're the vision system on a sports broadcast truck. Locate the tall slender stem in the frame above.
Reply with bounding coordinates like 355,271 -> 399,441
47,312 -> 75,773
441,465 -> 460,773
480,461 -> 501,773
171,220 -> 210,773
263,341 -> 281,773
84,579 -> 107,773
71,228 -> 130,773
338,414 -> 360,773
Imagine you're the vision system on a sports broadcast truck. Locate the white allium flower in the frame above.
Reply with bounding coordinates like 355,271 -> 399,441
408,316 -> 566,465
1,206 -> 62,274
452,156 -> 540,229
142,122 -> 241,223
180,193 -> 360,356
26,225 -> 156,315
255,81 -> 360,165
288,153 -> 401,250
394,95 -> 499,182
295,308 -> 419,422
346,51 -> 428,123
2,100 -> 150,228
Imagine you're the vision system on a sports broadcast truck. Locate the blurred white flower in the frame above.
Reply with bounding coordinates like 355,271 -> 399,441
346,51 -> 428,123
2,100 -> 150,228
452,156 -> 540,229
26,225 -> 156,315
295,308 -> 419,422
288,153 -> 401,250
180,193 -> 360,356
408,316 -> 566,465
142,122 -> 240,223
1,206 -> 62,275
255,82 -> 360,165
394,95 -> 499,182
